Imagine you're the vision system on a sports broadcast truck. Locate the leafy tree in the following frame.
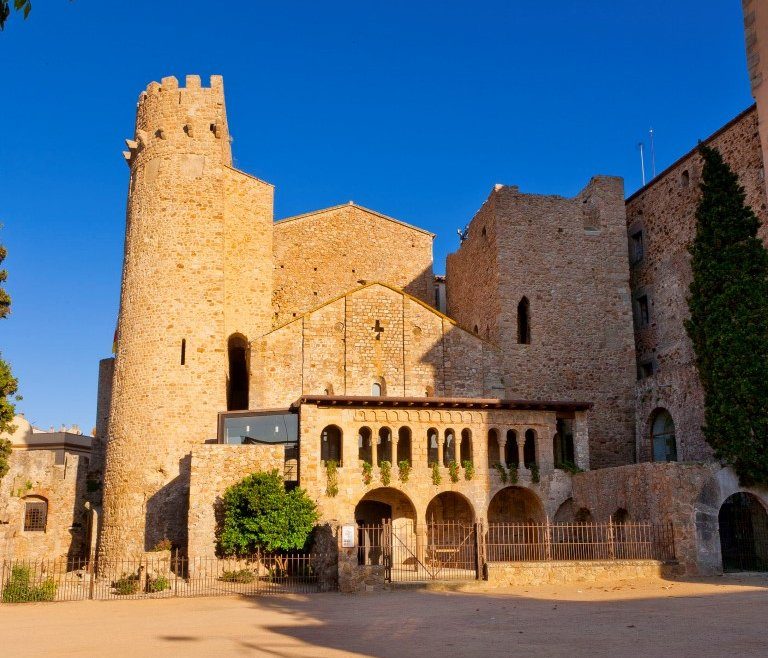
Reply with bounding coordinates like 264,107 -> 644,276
0,1 -> 31,31
0,238 -> 18,481
686,144 -> 768,485
219,470 -> 318,556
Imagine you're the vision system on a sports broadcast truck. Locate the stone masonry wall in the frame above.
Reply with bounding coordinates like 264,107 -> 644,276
447,177 -> 637,468
272,204 -> 435,327
187,444 -> 285,558
0,450 -> 90,560
626,107 -> 768,462
254,283 -> 504,409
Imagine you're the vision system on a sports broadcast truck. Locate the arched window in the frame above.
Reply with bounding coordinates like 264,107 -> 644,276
358,427 -> 372,463
321,425 -> 342,465
427,428 -> 439,466
506,429 -> 519,467
553,418 -> 575,468
523,429 -> 537,467
443,429 -> 456,466
378,427 -> 393,465
487,429 -> 500,467
227,334 -> 249,411
23,497 -> 48,532
371,382 -> 382,396
651,409 -> 677,462
460,429 -> 472,464
517,297 -> 531,344
397,427 -> 412,465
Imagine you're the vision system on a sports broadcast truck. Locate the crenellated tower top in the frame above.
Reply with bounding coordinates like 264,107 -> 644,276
123,74 -> 232,167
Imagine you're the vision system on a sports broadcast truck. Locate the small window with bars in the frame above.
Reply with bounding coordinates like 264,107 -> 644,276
23,499 -> 48,532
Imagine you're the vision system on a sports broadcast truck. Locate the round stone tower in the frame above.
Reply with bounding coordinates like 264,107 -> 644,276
99,75 -> 274,560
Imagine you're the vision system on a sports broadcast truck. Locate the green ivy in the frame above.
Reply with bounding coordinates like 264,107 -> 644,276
397,460 -> 411,483
529,462 -> 540,484
431,462 -> 442,486
379,460 -> 392,486
686,145 -> 768,486
462,460 -> 474,481
509,464 -> 518,484
325,460 -> 339,497
361,461 -> 372,485
448,460 -> 460,483
493,462 -> 507,483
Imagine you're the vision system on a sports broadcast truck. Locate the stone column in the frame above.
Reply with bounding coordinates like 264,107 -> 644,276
371,425 -> 379,467
537,424 -> 556,475
496,432 -> 507,466
573,412 -> 590,470
516,431 -> 526,471
437,432 -> 444,467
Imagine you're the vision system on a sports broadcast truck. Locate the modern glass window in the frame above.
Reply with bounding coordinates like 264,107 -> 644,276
220,411 -> 298,445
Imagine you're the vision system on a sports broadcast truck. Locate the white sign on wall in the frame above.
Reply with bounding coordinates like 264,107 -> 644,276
341,524 -> 356,548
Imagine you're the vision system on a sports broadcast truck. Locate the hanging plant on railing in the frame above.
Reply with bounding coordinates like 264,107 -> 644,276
431,462 -> 442,486
462,460 -> 474,481
379,460 -> 392,486
325,459 -> 339,497
361,461 -> 373,485
398,459 -> 411,483
529,462 -> 540,484
448,460 -> 460,483
493,462 -> 508,483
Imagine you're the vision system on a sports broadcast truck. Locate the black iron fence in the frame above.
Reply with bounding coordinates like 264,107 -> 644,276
1,551 -> 335,604
486,521 -> 676,563
358,521 -> 676,582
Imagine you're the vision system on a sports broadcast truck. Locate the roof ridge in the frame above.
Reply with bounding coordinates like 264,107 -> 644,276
274,202 -> 435,237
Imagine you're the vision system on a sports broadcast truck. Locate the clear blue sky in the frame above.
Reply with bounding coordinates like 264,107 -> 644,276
0,1 -> 754,433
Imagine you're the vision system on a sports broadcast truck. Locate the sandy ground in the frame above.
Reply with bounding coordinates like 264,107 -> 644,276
2,575 -> 768,657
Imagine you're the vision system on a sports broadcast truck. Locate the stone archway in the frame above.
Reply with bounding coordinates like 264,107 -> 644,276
487,486 -> 545,524
425,492 -> 475,524
355,488 -> 417,568
719,492 -> 768,572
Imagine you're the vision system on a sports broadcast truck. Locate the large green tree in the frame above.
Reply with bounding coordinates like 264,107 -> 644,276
0,239 -> 18,480
686,144 -> 768,485
219,470 -> 318,556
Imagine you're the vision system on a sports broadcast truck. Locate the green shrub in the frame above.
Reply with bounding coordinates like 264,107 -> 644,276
509,464 -> 518,484
529,463 -> 540,484
379,460 -> 391,486
147,575 -> 170,592
219,569 -> 256,584
398,460 -> 411,483
448,460 -> 460,483
150,538 -> 172,552
431,462 -> 442,486
325,460 -> 339,497
493,462 -> 507,483
462,460 -> 474,481
2,565 -> 57,603
361,461 -> 372,485
558,461 -> 583,475
219,470 -> 319,556
112,573 -> 140,596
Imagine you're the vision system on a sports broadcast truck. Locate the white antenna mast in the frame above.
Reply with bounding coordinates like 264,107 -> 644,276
638,142 -> 646,186
649,128 -> 656,178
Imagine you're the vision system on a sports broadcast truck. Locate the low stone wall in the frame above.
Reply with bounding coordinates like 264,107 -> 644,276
486,560 -> 667,587
338,547 -> 387,593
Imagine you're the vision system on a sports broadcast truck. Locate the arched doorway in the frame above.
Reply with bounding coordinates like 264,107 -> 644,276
426,492 -> 474,524
650,408 -> 677,462
487,487 -> 545,561
355,488 -> 417,568
425,492 -> 476,575
719,492 -> 768,572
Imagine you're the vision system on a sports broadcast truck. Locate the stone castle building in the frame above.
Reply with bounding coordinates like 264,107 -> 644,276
2,1 -> 758,574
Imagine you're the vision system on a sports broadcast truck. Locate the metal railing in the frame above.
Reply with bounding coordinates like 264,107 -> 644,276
486,521 -> 676,563
1,551 -> 336,604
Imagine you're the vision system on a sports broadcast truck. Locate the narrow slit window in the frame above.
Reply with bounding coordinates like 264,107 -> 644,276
180,339 -> 186,366
517,297 -> 531,344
